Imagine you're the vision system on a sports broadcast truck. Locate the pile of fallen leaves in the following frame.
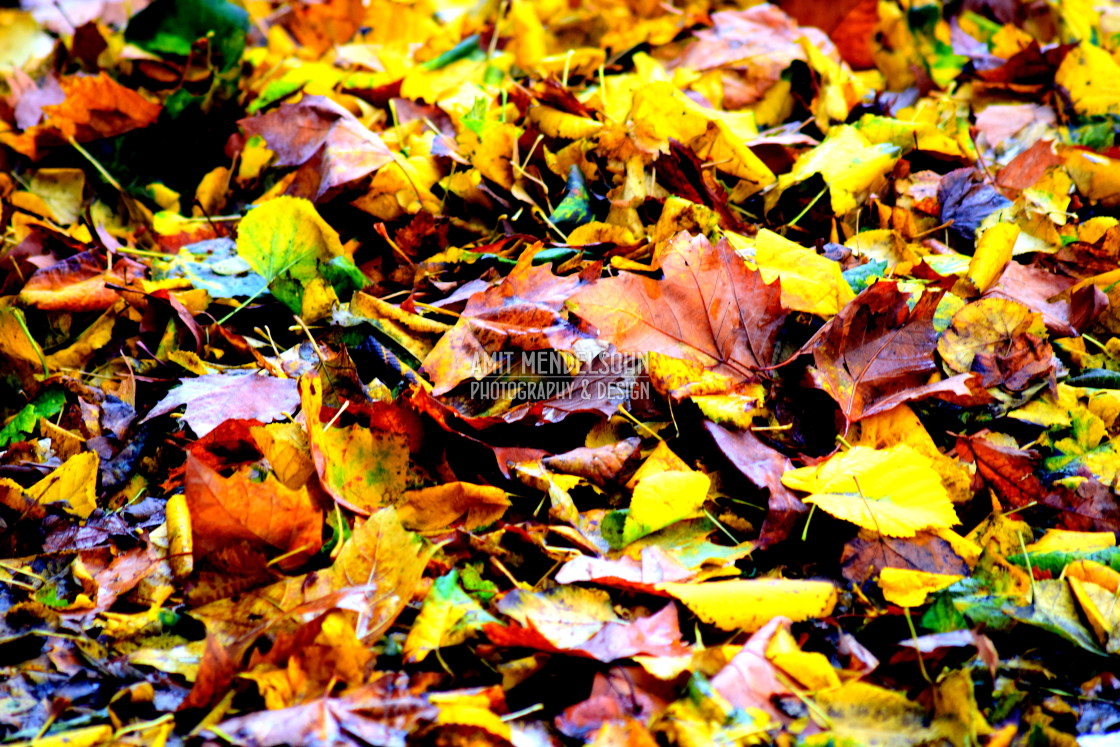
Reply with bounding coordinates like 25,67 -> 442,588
5,0 -> 1120,744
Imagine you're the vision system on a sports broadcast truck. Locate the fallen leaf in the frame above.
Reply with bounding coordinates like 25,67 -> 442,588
782,445 -> 958,537
569,231 -> 785,379
658,578 -> 838,631
143,372 -> 300,437
807,281 -> 943,423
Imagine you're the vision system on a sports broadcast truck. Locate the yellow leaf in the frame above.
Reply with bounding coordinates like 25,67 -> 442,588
399,482 -> 511,531
766,625 -> 841,690
1055,41 -> 1120,116
28,451 -> 98,518
877,567 -> 964,607
529,105 -> 602,139
814,681 -> 935,747
430,692 -> 512,741
781,445 -> 958,537
1026,529 -> 1115,555
770,125 -> 899,215
968,223 -> 1019,294
753,229 -> 855,316
853,405 -> 972,504
624,470 -> 710,544
1067,576 -> 1116,645
4,725 -> 113,747
658,579 -> 838,631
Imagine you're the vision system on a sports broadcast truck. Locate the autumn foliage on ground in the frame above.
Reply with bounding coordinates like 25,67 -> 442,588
5,0 -> 1120,744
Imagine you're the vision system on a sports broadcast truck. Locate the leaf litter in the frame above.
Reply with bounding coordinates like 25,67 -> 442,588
3,0 -> 1120,745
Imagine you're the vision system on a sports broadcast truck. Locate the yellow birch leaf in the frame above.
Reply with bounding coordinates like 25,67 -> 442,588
624,470 -> 710,544
877,567 -> 964,607
1066,560 -> 1120,597
658,579 -> 838,631
28,451 -> 98,518
754,229 -> 855,316
1067,576 -> 1116,645
968,223 -> 1019,294
1055,41 -> 1120,116
1026,529 -> 1115,555
852,405 -> 973,504
814,681 -> 935,747
781,445 -> 958,537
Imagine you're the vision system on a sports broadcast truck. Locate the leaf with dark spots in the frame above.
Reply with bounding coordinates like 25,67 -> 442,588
938,168 -> 1012,241
569,232 -> 785,380
807,282 -> 943,423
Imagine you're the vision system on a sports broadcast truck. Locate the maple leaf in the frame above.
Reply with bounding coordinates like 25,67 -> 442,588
807,281 -> 944,423
143,372 -> 300,437
569,231 -> 785,380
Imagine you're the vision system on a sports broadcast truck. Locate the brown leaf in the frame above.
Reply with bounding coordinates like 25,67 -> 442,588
705,421 -> 807,547
422,252 -> 594,395
956,434 -> 1052,509
184,454 -> 323,567
19,251 -> 146,311
841,531 -> 970,585
675,5 -> 834,107
570,232 -> 785,381
0,72 -> 161,159
542,438 -> 641,488
239,95 -> 393,199
807,282 -> 943,423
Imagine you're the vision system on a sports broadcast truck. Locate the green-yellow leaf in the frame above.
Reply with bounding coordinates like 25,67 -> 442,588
404,570 -> 499,663
781,444 -> 958,537
623,470 -> 710,545
235,195 -> 346,316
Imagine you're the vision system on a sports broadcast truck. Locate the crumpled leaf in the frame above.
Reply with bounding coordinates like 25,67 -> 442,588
239,96 -> 394,198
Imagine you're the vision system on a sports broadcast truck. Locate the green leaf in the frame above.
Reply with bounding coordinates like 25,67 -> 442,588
402,570 -> 499,663
235,196 -> 348,315
0,389 -> 65,448
548,165 -> 592,228
125,0 -> 249,72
